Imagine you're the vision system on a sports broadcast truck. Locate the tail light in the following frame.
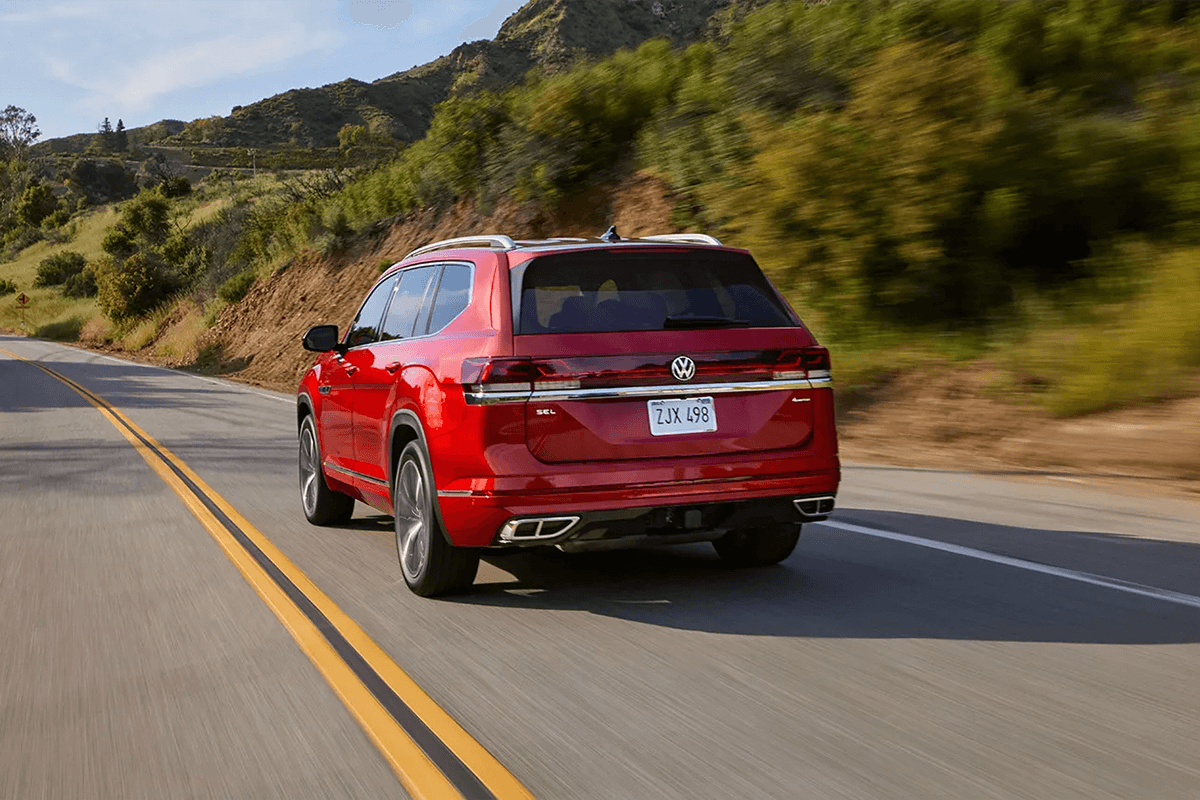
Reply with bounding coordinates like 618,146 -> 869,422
773,347 -> 831,381
463,347 -> 831,400
461,357 -> 582,395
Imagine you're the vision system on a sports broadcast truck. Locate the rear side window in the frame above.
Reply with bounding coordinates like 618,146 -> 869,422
346,275 -> 398,347
380,266 -> 438,341
424,264 -> 472,335
514,250 -> 795,334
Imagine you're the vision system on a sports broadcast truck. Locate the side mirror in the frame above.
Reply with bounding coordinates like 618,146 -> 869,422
302,324 -> 342,353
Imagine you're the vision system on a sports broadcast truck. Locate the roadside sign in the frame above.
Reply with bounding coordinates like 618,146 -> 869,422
16,292 -> 29,307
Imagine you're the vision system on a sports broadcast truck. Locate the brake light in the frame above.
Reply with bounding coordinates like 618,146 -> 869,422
773,347 -> 831,381
461,358 -> 582,393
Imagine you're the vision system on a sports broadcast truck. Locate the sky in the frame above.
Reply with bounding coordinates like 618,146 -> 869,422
0,0 -> 527,141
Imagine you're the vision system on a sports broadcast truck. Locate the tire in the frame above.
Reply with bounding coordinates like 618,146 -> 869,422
712,525 -> 801,567
298,415 -> 355,526
393,441 -> 479,597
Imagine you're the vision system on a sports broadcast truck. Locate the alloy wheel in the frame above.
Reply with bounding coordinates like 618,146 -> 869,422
394,459 -> 429,581
299,424 -> 319,517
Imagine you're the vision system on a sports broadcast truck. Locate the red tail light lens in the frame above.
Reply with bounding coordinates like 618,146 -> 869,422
461,358 -> 582,392
462,357 -> 533,391
773,347 -> 831,381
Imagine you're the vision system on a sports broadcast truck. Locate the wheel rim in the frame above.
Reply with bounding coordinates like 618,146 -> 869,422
395,460 -> 428,581
299,424 -> 319,517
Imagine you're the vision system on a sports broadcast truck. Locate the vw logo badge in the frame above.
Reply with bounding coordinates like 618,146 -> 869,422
670,355 -> 696,382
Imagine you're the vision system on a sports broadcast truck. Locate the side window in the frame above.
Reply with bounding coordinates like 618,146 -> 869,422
380,266 -> 438,341
424,264 -> 473,335
345,276 -> 398,348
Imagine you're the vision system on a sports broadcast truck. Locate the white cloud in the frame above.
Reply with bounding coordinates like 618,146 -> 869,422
459,0 -> 523,43
343,0 -> 413,31
17,1 -> 341,113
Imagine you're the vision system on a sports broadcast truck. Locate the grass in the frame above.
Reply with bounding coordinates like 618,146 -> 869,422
0,206 -> 115,336
1013,245 -> 1200,416
154,301 -> 207,360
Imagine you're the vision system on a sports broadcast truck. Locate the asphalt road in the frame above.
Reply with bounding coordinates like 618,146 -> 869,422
2,335 -> 1198,800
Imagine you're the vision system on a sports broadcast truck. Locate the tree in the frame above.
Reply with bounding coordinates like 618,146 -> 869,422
97,117 -> 114,154
0,105 -> 40,162
115,119 -> 128,153
15,181 -> 60,227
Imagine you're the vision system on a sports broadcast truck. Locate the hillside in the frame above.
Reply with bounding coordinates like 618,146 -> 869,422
33,0 -> 757,155
8,0 -> 1198,489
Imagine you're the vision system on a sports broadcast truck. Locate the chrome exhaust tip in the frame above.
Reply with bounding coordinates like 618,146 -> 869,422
793,496 -> 835,519
498,516 -> 581,544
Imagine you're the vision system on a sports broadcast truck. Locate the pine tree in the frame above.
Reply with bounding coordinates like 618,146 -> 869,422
98,117 -> 114,153
115,119 -> 128,153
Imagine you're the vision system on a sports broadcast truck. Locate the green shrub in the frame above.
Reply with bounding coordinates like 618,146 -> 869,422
101,226 -> 136,257
0,278 -> 16,296
40,208 -> 71,230
2,225 -> 43,258
15,182 -> 61,227
159,176 -> 191,198
34,251 -> 87,286
217,269 -> 256,303
61,265 -> 98,298
95,252 -> 181,321
1028,244 -> 1200,415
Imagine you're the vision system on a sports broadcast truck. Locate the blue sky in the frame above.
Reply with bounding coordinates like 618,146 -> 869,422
0,0 -> 526,141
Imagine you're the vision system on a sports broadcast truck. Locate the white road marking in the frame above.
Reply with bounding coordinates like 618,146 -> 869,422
817,519 -> 1200,610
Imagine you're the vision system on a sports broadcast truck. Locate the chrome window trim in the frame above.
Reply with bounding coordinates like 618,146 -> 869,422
465,377 -> 827,405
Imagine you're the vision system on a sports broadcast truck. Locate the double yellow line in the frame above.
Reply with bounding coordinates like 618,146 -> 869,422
1,348 -> 532,800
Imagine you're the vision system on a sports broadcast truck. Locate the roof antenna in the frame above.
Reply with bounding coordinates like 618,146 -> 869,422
600,225 -> 621,243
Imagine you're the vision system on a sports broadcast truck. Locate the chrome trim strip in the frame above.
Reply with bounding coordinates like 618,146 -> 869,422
326,463 -> 390,487
808,377 -> 833,389
465,378 -> 817,405
436,490 -> 473,498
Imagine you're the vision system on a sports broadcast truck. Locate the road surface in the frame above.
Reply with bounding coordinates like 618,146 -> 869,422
2,335 -> 1198,799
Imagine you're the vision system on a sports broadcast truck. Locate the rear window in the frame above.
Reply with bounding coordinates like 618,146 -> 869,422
514,250 -> 795,334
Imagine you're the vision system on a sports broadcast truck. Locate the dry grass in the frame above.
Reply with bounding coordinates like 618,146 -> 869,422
119,312 -> 166,351
154,301 -> 207,360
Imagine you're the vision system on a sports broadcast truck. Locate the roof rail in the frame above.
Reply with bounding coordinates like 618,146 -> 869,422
404,234 -> 517,260
639,233 -> 723,246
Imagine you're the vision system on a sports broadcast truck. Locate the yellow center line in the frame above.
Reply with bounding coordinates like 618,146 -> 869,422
0,347 -> 534,800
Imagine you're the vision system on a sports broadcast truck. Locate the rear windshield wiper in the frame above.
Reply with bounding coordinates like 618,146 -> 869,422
663,315 -> 751,329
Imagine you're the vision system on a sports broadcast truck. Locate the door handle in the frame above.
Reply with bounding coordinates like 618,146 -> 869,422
385,362 -> 402,374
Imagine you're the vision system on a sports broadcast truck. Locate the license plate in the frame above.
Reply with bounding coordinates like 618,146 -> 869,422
647,397 -> 717,436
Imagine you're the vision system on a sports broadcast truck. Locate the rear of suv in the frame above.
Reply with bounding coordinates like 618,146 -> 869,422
297,231 -> 839,596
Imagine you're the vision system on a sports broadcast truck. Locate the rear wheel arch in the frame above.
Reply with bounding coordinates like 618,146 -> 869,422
388,410 -> 453,544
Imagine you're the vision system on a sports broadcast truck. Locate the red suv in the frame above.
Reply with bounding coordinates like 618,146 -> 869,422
298,231 -> 839,596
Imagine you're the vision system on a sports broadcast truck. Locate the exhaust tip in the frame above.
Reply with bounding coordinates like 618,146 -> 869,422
793,496 -> 835,519
498,516 -> 581,543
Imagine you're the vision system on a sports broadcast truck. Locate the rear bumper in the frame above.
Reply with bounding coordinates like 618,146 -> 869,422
436,468 -> 839,547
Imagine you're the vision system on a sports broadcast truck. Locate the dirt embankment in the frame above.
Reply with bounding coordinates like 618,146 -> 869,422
148,173 -> 1198,493
204,173 -> 677,390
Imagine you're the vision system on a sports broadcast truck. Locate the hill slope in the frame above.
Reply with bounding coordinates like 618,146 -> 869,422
35,0 -> 755,154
